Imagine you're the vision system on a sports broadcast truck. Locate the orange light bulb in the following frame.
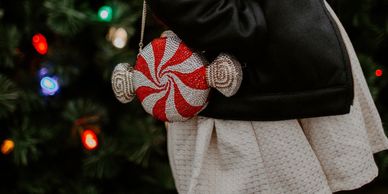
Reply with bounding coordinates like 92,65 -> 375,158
1,139 -> 15,155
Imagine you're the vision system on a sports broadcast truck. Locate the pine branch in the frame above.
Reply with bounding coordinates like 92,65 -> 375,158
11,119 -> 41,166
63,99 -> 107,123
44,0 -> 88,36
0,25 -> 21,68
17,90 -> 45,114
0,74 -> 19,118
83,138 -> 121,179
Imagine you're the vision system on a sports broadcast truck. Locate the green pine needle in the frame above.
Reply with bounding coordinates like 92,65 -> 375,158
63,99 -> 107,122
44,0 -> 88,36
0,74 -> 19,118
11,119 -> 41,166
0,25 -> 21,68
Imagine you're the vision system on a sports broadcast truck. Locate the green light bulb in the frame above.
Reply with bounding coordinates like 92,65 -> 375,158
98,5 -> 113,22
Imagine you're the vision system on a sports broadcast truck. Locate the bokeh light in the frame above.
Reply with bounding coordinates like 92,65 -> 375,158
40,76 -> 59,96
81,129 -> 98,150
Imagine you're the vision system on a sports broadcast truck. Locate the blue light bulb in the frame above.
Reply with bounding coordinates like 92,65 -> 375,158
39,67 -> 49,77
40,76 -> 59,95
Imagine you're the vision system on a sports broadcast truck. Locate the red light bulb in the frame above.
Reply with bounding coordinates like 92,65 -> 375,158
81,129 -> 98,150
375,69 -> 383,77
32,33 -> 48,55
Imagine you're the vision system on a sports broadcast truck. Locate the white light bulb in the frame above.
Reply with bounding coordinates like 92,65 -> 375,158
113,38 -> 126,48
86,134 -> 97,148
100,10 -> 109,19
111,27 -> 128,49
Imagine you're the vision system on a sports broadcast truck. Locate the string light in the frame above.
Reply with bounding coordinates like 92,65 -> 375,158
98,5 -> 113,22
40,76 -> 59,96
107,27 -> 128,49
1,139 -> 15,155
81,129 -> 98,150
39,67 -> 49,77
375,69 -> 383,77
32,33 -> 48,55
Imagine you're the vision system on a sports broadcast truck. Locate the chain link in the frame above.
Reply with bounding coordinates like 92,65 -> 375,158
139,0 -> 147,53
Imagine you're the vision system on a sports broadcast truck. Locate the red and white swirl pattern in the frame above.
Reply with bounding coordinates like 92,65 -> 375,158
133,35 -> 210,121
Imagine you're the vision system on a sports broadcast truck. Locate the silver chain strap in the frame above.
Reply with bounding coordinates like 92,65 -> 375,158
139,0 -> 147,53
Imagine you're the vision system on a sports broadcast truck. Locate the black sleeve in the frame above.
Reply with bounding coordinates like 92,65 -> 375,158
147,0 -> 267,53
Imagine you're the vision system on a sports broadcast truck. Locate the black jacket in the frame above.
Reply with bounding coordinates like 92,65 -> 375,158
148,0 -> 354,121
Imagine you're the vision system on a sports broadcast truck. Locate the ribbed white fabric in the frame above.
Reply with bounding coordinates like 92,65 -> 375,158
166,1 -> 388,194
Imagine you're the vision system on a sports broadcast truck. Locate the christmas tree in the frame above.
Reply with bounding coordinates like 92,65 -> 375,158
0,0 -> 173,193
0,0 -> 387,193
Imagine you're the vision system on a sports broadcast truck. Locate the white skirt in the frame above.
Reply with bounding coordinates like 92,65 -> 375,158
165,1 -> 388,194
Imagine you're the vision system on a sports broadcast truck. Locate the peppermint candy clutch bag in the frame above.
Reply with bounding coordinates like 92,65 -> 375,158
111,1 -> 242,122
